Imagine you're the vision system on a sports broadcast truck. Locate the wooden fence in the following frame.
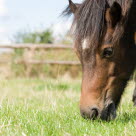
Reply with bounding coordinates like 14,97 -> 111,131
0,44 -> 81,66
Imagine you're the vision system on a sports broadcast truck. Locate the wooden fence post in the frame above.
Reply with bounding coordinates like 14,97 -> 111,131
23,47 -> 35,77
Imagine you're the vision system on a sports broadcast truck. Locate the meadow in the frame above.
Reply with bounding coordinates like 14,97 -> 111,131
0,78 -> 135,136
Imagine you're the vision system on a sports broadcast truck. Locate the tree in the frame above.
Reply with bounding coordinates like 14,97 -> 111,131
13,29 -> 54,44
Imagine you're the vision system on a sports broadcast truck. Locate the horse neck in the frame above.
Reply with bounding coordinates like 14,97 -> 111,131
126,1 -> 136,32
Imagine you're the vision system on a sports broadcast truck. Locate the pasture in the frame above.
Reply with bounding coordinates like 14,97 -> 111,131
0,78 -> 135,136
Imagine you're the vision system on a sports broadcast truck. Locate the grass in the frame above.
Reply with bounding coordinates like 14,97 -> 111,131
0,78 -> 135,136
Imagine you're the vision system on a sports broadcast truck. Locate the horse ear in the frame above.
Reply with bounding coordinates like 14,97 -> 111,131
106,2 -> 122,28
69,0 -> 79,14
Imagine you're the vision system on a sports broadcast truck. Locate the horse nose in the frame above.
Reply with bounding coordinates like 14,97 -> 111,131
80,107 -> 99,120
90,107 -> 99,119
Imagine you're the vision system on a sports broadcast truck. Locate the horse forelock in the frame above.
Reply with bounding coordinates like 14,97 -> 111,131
71,0 -> 133,51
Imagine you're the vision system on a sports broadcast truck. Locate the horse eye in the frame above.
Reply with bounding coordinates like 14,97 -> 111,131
102,47 -> 114,58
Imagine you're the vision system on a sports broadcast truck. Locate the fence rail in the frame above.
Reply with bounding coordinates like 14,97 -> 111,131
16,60 -> 81,65
0,44 -> 73,50
0,44 -> 81,66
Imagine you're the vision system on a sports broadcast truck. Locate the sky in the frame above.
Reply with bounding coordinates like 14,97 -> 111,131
0,0 -> 82,44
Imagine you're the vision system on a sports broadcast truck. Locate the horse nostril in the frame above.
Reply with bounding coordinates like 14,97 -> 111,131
90,108 -> 99,119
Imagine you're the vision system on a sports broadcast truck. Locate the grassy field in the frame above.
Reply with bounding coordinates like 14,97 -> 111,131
0,78 -> 135,136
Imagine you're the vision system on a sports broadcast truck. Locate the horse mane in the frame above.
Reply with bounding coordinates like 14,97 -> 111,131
63,0 -> 133,49
71,0 -> 108,47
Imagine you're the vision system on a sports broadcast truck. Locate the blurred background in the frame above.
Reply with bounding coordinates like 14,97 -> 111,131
0,0 -> 83,79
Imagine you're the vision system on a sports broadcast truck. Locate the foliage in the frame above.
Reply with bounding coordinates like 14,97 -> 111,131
14,29 -> 54,44
58,33 -> 73,45
0,78 -> 135,135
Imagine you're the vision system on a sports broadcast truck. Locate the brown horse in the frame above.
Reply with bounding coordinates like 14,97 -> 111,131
63,0 -> 136,121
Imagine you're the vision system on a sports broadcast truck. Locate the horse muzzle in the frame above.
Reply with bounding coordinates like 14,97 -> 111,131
80,101 -> 116,121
